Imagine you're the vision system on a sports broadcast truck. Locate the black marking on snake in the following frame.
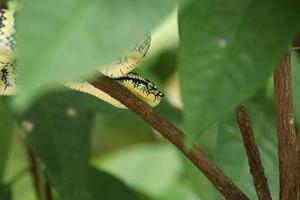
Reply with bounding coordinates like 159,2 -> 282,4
126,63 -> 135,71
115,72 -> 164,99
0,9 -> 16,51
0,10 -> 6,29
8,35 -> 16,50
131,36 -> 151,56
11,61 -> 17,83
122,57 -> 129,64
116,57 -> 123,65
119,68 -> 124,76
1,67 -> 12,90
117,57 -> 129,67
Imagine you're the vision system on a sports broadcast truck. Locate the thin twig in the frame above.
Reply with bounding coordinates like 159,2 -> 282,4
235,106 -> 272,200
26,148 -> 52,200
90,76 -> 249,200
45,181 -> 53,200
26,148 -> 42,200
273,53 -> 296,200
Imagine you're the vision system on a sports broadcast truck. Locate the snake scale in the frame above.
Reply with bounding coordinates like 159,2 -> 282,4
0,8 -> 164,109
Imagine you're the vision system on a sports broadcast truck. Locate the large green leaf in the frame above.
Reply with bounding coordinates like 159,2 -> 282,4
0,184 -> 12,200
178,0 -> 300,142
159,181 -> 201,200
176,156 -> 216,200
0,98 -> 13,182
0,98 -> 13,200
19,91 -> 138,200
87,167 -> 140,200
15,0 -> 178,109
97,143 -> 182,198
214,99 -> 278,199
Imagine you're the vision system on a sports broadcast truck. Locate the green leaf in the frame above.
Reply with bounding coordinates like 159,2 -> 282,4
92,112 -> 155,152
176,156 -> 216,200
19,91 -> 138,200
214,99 -> 278,199
87,167 -> 140,200
0,183 -> 12,200
15,0 -> 178,109
97,143 -> 182,198
178,0 -> 300,142
160,181 -> 201,200
0,98 -> 13,182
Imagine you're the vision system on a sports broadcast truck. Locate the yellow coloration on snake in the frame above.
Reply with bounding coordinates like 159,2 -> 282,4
100,36 -> 151,78
0,9 -> 164,108
0,9 -> 17,96
115,73 -> 164,107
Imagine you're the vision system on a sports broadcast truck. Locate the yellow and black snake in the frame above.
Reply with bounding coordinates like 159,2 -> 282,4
0,9 -> 164,108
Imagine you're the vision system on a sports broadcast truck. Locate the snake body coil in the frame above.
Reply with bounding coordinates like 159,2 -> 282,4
0,9 -> 164,108
0,9 -> 17,96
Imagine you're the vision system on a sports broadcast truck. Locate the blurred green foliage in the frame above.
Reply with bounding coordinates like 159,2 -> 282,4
15,0 -> 179,109
0,0 -> 299,199
179,0 -> 300,143
0,99 -> 13,181
21,92 -> 140,200
0,183 -> 12,200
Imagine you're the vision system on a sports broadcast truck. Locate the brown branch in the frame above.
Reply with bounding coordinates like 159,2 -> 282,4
26,148 -> 42,200
285,133 -> 300,199
26,147 -> 53,200
45,181 -> 53,200
273,53 -> 297,200
90,76 -> 249,200
235,106 -> 272,200
294,31 -> 300,196
296,133 -> 300,200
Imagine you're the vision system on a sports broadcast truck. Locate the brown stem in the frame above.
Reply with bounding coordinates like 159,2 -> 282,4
273,53 -> 296,200
293,33 -> 300,198
26,148 -> 53,200
297,134 -> 300,200
90,76 -> 249,200
45,181 -> 53,200
285,133 -> 300,200
26,148 -> 42,200
235,106 -> 272,200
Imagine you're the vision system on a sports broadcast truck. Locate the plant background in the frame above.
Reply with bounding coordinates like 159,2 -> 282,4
1,0 -> 300,199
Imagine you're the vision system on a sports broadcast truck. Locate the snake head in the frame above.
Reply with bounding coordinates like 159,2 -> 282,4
115,72 -> 164,107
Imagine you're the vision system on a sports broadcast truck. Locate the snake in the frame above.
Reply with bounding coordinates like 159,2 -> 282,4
0,9 -> 164,109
